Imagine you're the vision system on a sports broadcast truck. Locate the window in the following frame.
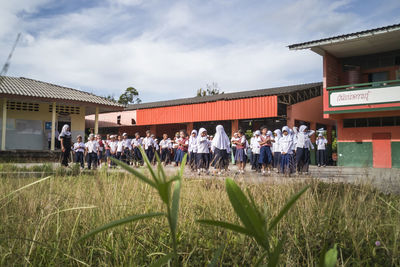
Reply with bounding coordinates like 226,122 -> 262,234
7,101 -> 39,112
368,71 -> 389,83
117,115 -> 121,125
49,105 -> 80,115
131,118 -> 136,125
343,116 -> 400,128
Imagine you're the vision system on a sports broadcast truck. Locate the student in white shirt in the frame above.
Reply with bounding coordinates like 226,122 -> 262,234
159,134 -> 172,165
295,125 -> 315,174
73,135 -> 85,168
142,130 -> 155,163
108,135 -> 118,167
132,132 -> 143,166
188,130 -> 198,171
316,133 -> 328,167
116,135 -> 124,160
250,131 -> 261,172
231,132 -> 239,160
279,126 -> 293,175
196,128 -> 210,174
273,129 -> 282,171
85,134 -> 99,170
121,133 -> 132,165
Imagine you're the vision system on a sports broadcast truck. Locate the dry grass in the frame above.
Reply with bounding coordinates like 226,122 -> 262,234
0,170 -> 399,266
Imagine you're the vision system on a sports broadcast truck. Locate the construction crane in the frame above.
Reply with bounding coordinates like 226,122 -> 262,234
0,33 -> 21,77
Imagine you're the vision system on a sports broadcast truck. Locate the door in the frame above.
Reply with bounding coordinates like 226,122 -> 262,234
372,133 -> 391,168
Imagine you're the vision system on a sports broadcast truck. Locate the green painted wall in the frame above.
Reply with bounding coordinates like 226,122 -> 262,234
337,142 -> 373,167
392,142 -> 400,168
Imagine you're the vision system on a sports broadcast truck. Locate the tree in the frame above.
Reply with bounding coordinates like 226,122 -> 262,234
196,82 -> 223,97
104,94 -> 117,103
118,87 -> 142,105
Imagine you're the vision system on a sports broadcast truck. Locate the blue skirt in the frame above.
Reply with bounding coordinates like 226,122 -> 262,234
174,149 -> 186,163
234,148 -> 246,162
259,146 -> 272,165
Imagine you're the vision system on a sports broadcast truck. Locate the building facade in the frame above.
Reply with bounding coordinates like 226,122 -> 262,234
290,23 -> 400,168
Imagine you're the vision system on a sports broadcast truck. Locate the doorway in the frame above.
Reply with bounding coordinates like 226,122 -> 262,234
372,133 -> 391,168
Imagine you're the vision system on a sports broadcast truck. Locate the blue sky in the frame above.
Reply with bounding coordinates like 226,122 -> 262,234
1,0 -> 399,102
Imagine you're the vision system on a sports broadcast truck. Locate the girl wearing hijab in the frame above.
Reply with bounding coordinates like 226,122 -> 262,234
211,125 -> 231,174
273,129 -> 282,171
188,129 -> 198,171
296,125 -> 315,174
280,126 -> 293,175
250,130 -> 261,172
196,128 -> 210,174
316,132 -> 328,167
59,124 -> 72,167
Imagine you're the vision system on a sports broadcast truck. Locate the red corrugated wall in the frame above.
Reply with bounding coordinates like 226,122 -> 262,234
136,95 -> 277,125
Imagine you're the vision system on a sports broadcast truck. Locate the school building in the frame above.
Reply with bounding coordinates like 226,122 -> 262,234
86,82 -> 336,162
0,76 -> 123,151
289,23 -> 400,168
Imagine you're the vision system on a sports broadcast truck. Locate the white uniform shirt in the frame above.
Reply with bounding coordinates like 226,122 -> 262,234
117,140 -> 124,152
272,137 -> 281,153
142,137 -> 154,150
86,140 -> 99,153
316,137 -> 328,150
73,142 -> 85,153
296,130 -> 315,149
197,136 -> 210,154
231,137 -> 239,147
188,136 -> 198,153
280,135 -> 293,154
250,137 -> 260,154
132,138 -> 142,147
122,138 -> 132,150
159,139 -> 172,149
109,141 -> 118,153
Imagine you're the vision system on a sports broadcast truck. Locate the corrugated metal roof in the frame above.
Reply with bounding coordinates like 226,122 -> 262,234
0,76 -> 124,107
288,23 -> 400,50
128,82 -> 322,110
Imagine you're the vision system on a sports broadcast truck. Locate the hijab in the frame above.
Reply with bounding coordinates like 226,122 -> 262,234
274,129 -> 282,139
58,124 -> 71,140
211,125 -> 231,152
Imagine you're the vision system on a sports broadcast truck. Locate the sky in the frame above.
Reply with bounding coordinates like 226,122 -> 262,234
0,0 -> 399,103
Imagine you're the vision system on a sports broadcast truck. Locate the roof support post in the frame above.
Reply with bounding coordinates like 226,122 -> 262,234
1,98 -> 7,151
94,107 -> 99,135
50,102 -> 56,151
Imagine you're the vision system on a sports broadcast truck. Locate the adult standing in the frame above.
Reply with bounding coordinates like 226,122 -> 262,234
211,125 -> 231,174
59,124 -> 72,167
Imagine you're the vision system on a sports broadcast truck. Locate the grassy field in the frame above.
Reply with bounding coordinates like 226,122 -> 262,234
0,168 -> 399,266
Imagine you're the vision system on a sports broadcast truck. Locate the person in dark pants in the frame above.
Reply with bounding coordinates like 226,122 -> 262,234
316,133 -> 328,167
85,134 -> 99,170
295,125 -> 315,174
73,135 -> 85,168
59,124 -> 72,167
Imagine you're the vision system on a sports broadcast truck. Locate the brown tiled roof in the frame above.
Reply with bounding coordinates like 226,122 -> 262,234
126,82 -> 322,110
288,23 -> 400,50
0,76 -> 124,107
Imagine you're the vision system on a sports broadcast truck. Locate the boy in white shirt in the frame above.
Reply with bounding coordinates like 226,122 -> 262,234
142,130 -> 155,162
108,135 -> 118,167
159,134 -> 172,165
196,128 -> 210,174
132,132 -> 143,166
250,131 -> 261,172
116,135 -> 124,160
85,134 -> 99,170
73,135 -> 85,169
122,133 -> 132,165
316,133 -> 328,167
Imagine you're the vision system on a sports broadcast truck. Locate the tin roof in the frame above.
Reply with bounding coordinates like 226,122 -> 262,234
0,76 -> 124,108
127,82 -> 322,110
288,23 -> 400,51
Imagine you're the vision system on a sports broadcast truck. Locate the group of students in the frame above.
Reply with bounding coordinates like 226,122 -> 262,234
57,123 -> 328,175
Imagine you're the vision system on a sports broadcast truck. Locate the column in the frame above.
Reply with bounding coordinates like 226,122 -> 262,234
326,125 -> 333,144
94,107 -> 99,135
50,102 -> 56,151
150,125 -> 157,136
231,119 -> 239,137
186,122 -> 194,134
1,98 -> 7,151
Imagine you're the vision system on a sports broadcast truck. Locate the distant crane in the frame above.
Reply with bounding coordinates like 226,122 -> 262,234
0,33 -> 21,77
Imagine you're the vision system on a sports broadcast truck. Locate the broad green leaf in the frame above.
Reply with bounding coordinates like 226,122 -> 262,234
170,177 -> 181,235
149,253 -> 174,267
267,236 -> 285,267
110,157 -> 156,188
78,212 -> 164,242
157,181 -> 172,205
139,146 -> 159,184
323,244 -> 338,267
208,243 -> 225,267
156,153 -> 167,183
246,188 -> 266,225
268,185 -> 309,232
225,178 -> 267,248
197,220 -> 253,236
179,153 -> 187,177
1,176 -> 51,202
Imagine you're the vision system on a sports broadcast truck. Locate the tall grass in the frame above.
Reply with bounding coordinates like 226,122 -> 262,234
0,172 -> 399,265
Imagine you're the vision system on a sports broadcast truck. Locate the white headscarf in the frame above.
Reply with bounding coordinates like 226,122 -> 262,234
267,130 -> 273,137
274,129 -> 282,139
197,128 -> 207,143
255,130 -> 261,136
299,125 -> 307,133
189,129 -> 198,145
58,124 -> 71,140
211,125 -> 231,152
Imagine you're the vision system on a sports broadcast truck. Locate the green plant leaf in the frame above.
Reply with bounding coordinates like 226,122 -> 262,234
197,220 -> 253,236
170,177 -> 181,235
225,178 -> 267,248
110,157 -> 156,188
139,146 -> 159,184
267,236 -> 285,267
323,244 -> 338,267
179,153 -> 187,177
268,185 -> 309,232
156,153 -> 167,183
149,253 -> 174,267
78,212 -> 164,242
157,181 -> 172,205
208,243 -> 225,267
